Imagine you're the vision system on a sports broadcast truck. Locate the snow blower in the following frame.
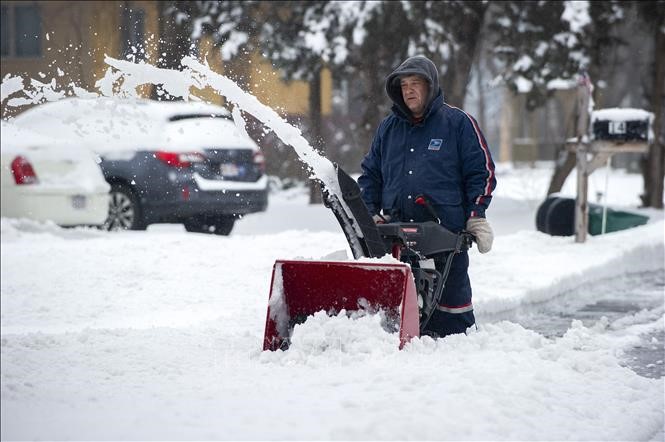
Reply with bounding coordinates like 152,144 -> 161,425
263,165 -> 474,350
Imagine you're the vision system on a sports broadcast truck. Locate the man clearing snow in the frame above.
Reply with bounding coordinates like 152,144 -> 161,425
358,55 -> 497,338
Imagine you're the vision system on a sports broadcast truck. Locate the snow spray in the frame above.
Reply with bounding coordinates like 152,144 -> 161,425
2,55 -> 343,199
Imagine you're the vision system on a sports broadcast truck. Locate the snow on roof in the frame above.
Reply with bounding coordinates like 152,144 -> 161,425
546,78 -> 577,90
591,107 -> 654,123
562,1 -> 591,33
514,76 -> 533,93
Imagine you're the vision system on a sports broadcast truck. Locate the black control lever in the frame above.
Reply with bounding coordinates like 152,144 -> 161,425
415,194 -> 440,224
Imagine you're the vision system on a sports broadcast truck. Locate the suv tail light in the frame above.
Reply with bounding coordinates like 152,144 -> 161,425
253,151 -> 266,174
155,151 -> 206,168
11,156 -> 38,185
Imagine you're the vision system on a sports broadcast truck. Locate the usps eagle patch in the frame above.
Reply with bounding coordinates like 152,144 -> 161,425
428,139 -> 443,151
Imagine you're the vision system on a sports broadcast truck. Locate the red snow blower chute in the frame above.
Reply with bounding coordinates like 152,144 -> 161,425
263,165 -> 473,351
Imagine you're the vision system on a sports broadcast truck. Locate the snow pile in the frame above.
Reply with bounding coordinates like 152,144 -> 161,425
472,220 -> 665,315
0,218 -> 105,243
264,310 -> 400,361
2,209 -> 663,440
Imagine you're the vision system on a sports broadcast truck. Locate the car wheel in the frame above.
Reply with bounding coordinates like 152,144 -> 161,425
104,184 -> 146,231
184,215 -> 235,236
213,216 -> 235,236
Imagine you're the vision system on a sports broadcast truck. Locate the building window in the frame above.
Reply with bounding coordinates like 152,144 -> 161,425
0,4 -> 42,58
1,6 -> 9,56
15,5 -> 41,56
121,8 -> 145,62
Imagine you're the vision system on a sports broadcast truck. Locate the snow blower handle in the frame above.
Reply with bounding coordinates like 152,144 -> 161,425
415,195 -> 441,224
412,194 -> 477,253
461,230 -> 476,251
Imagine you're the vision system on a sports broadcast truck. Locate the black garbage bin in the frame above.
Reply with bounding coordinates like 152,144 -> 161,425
535,195 -> 649,236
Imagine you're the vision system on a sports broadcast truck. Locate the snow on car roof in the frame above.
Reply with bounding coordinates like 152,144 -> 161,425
1,120 -> 83,154
1,120 -> 56,153
11,97 -> 235,154
164,118 -> 259,151
1,120 -> 101,164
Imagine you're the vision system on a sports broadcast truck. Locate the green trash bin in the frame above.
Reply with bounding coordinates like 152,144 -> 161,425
588,203 -> 649,235
536,196 -> 650,236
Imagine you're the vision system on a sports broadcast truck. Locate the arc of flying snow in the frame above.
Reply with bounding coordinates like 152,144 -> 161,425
179,57 -> 362,240
102,55 -> 339,196
179,56 -> 338,193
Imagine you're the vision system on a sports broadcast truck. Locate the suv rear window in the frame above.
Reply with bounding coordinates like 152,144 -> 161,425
168,113 -> 231,122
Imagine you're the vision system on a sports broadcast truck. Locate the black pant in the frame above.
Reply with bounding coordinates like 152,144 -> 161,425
422,250 -> 475,337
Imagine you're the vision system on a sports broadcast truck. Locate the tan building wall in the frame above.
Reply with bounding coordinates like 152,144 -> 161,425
1,1 -> 158,97
248,53 -> 332,116
2,0 -> 329,118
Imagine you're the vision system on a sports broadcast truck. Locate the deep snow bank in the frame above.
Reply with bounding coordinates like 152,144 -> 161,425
1,218 -> 663,441
471,220 -> 665,314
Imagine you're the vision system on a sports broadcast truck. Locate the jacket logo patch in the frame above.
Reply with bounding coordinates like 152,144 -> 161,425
428,139 -> 443,151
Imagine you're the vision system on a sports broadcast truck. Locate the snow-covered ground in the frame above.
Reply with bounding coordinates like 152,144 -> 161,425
1,163 -> 664,440
2,52 -> 664,440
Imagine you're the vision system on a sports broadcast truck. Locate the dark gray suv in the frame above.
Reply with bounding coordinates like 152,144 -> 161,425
13,98 -> 269,235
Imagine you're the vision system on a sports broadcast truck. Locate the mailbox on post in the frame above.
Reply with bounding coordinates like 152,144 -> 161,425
565,106 -> 652,243
592,108 -> 652,143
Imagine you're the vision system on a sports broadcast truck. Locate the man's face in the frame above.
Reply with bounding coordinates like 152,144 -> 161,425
400,75 -> 429,117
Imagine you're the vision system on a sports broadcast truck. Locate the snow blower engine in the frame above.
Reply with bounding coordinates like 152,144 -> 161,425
263,165 -> 474,350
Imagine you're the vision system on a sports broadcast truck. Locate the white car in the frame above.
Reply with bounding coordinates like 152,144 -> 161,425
13,98 -> 269,234
0,121 -> 110,226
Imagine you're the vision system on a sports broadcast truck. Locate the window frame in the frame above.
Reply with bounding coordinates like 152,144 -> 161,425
0,3 -> 42,59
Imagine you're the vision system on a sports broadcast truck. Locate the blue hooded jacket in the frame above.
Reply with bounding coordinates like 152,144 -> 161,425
358,55 -> 496,232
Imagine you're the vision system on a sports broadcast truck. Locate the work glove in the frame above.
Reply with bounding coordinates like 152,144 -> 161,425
372,214 -> 391,224
466,217 -> 493,254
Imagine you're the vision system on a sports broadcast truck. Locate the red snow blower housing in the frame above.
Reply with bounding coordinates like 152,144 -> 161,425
263,166 -> 473,350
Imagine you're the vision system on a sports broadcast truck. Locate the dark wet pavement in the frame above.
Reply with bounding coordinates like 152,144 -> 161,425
482,270 -> 665,379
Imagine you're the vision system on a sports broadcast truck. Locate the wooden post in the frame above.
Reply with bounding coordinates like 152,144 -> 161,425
499,88 -> 513,163
574,74 -> 592,243
575,144 -> 589,242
